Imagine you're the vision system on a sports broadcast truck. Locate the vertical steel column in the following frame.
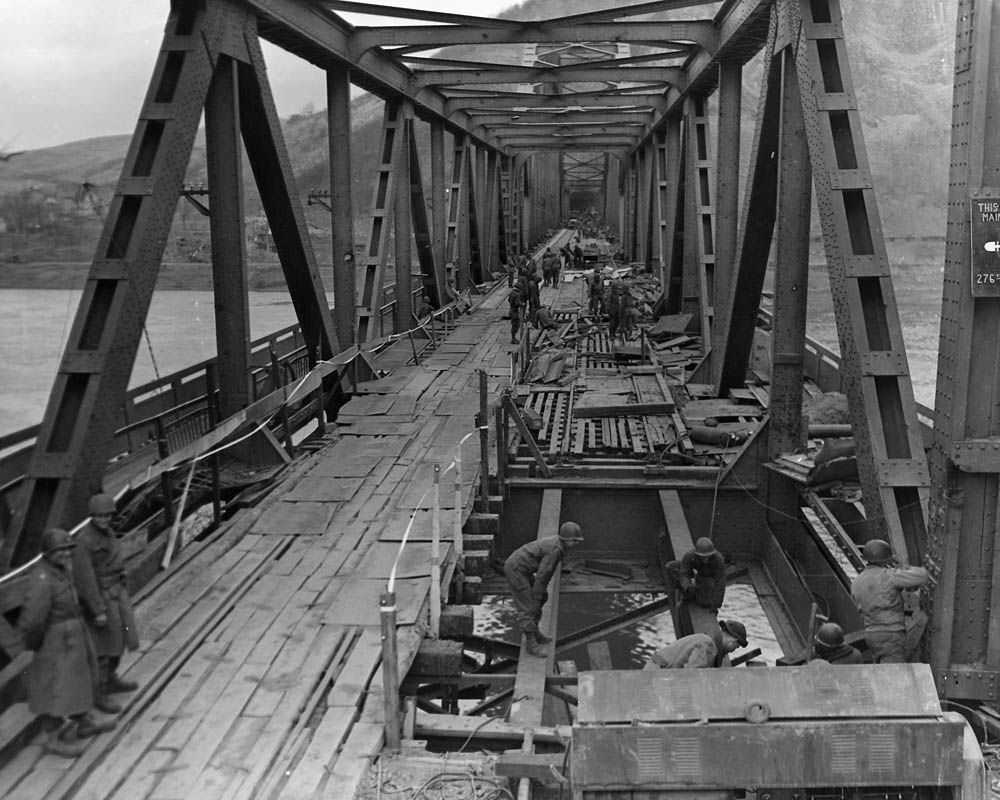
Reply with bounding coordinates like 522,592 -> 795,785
793,0 -> 928,556
475,146 -> 488,273
446,133 -> 472,290
327,63 -> 356,348
716,11 -> 781,394
662,114 -> 684,313
623,154 -> 637,261
394,104 -> 414,334
927,0 -> 1000,699
357,100 -> 404,341
206,55 -> 252,418
484,149 -> 500,273
710,61 -> 743,385
634,145 -> 650,267
407,121 -> 440,307
430,121 -> 446,279
684,94 -> 716,351
8,2 -> 229,559
650,132 -> 666,285
466,146 -> 483,283
767,48 -> 812,459
499,155 -> 512,264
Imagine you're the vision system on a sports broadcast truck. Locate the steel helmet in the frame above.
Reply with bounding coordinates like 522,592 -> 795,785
88,493 -> 116,516
815,622 -> 846,648
558,521 -> 584,542
720,619 -> 748,647
41,528 -> 75,554
862,539 -> 893,564
694,537 -> 718,557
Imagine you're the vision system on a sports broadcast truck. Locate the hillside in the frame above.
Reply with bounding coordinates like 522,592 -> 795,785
0,0 -> 956,276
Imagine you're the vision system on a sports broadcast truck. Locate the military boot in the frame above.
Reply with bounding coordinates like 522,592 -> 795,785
93,693 -> 122,714
533,630 -> 553,644
74,714 -> 117,738
44,728 -> 86,758
105,672 -> 139,694
524,634 -> 547,658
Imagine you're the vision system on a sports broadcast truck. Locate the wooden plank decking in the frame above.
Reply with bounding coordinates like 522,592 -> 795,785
0,278 -> 569,800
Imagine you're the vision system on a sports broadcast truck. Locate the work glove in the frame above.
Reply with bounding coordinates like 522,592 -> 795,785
94,612 -> 108,628
683,584 -> 697,600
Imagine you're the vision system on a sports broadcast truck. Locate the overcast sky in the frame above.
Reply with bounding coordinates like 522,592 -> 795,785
0,0 -> 515,152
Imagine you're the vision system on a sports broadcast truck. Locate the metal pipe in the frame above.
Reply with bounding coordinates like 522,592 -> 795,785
431,465 -> 441,638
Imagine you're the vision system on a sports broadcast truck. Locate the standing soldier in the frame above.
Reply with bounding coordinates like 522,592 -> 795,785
504,522 -> 584,658
851,538 -> 930,663
665,537 -> 727,613
508,283 -> 525,344
73,493 -> 140,701
588,272 -> 605,318
17,528 -> 116,757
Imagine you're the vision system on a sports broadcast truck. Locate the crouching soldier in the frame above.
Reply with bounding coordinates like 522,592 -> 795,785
665,537 -> 727,613
505,522 -> 584,658
644,620 -> 748,669
73,493 -> 140,702
17,528 -> 116,757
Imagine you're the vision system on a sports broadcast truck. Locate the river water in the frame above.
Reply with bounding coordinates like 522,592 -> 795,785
0,262 -> 946,667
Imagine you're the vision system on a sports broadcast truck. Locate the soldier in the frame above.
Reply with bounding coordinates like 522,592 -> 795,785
811,622 -> 863,665
17,528 -> 116,757
508,283 -> 525,344
504,522 -> 584,658
851,538 -> 930,663
607,279 -> 625,338
644,620 -> 748,669
665,537 -> 727,613
72,493 -> 140,701
588,271 -> 605,317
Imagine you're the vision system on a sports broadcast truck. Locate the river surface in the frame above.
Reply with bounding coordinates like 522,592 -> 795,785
0,264 -> 946,667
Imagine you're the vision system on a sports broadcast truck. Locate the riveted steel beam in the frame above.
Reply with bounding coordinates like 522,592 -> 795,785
413,66 -> 684,89
928,0 -> 1000,693
327,63 -> 356,348
451,94 -> 670,113
352,22 -> 718,54
792,0 -> 927,559
246,0 -> 502,152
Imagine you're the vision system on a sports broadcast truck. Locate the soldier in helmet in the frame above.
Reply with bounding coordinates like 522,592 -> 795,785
851,538 -> 930,663
811,621 -> 863,665
504,521 -> 585,658
665,537 -> 728,613
644,619 -> 748,669
72,493 -> 140,702
16,528 -> 116,757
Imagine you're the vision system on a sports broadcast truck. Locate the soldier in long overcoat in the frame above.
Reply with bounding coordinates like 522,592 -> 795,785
72,493 -> 140,698
17,528 -> 115,756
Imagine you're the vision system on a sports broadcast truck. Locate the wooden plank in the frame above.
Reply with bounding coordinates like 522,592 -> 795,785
412,712 -> 572,743
339,420 -> 422,437
177,716 -> 267,800
306,456 -> 380,478
628,418 -> 645,455
275,708 -> 356,800
617,418 -> 629,450
252,501 -> 336,535
574,419 -> 586,455
510,489 -> 562,728
353,541 -> 453,579
573,401 -> 676,418
316,722 -> 382,800
586,641 -> 614,670
324,579 -> 425,626
283,476 -> 364,503
503,395 -> 552,478
0,743 -> 43,799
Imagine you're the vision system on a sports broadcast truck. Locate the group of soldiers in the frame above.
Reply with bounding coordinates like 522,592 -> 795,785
14,493 -> 138,757
504,520 -> 930,669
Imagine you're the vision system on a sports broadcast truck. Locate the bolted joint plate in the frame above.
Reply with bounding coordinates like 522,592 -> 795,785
875,458 -> 930,487
936,668 -> 1000,701
950,439 -> 1000,473
859,351 -> 908,376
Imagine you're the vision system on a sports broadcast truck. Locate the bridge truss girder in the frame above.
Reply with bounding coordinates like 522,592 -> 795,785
6,0 -> 927,603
